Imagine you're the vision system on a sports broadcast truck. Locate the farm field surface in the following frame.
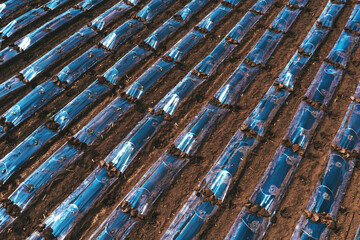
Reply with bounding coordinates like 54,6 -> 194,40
0,0 -> 359,239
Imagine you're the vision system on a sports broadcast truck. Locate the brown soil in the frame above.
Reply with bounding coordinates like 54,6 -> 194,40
0,0 -> 359,239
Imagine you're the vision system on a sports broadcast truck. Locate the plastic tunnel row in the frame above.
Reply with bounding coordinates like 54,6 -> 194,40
0,0 -> 247,238
224,1 -> 360,239
21,0 -> 286,238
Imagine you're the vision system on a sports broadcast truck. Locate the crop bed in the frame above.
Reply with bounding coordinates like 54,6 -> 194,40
0,0 -> 359,239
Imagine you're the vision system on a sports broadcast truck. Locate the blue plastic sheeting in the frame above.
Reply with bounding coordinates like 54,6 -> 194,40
76,0 -> 104,10
204,132 -> 258,200
1,80 -> 62,129
284,102 -> 323,148
27,166 -> 116,240
136,0 -> 176,23
278,54 -> 308,88
270,6 -> 301,32
276,53 -> 310,90
193,39 -> 237,77
226,208 -> 266,239
0,0 -> 32,19
175,104 -> 228,155
90,210 -> 136,239
0,125 -> 57,184
346,4 -> 360,34
104,46 -> 153,84
299,24 -> 329,55
0,46 -> 17,63
246,30 -> 283,66
105,114 -> 164,172
309,155 -> 350,214
162,193 -> 218,240
243,85 -> 290,137
251,145 -> 301,212
0,208 -> 14,234
226,11 -> 262,43
0,8 -> 47,39
154,73 -> 205,116
91,105 -> 227,239
75,97 -> 132,145
144,19 -> 183,49
57,46 -> 109,85
317,0 -> 346,28
333,102 -> 360,151
20,26 -> 97,82
45,0 -> 71,10
214,62 -> 260,105
53,80 -> 110,129
196,4 -> 232,32
10,144 -> 81,210
327,31 -> 358,68
90,2 -> 132,31
165,30 -> 205,61
125,59 -> 174,98
175,0 -> 211,22
0,76 -> 25,100
250,0 -> 276,14
100,19 -> 144,50
304,63 -> 343,107
291,154 -> 354,239
16,8 -> 83,51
